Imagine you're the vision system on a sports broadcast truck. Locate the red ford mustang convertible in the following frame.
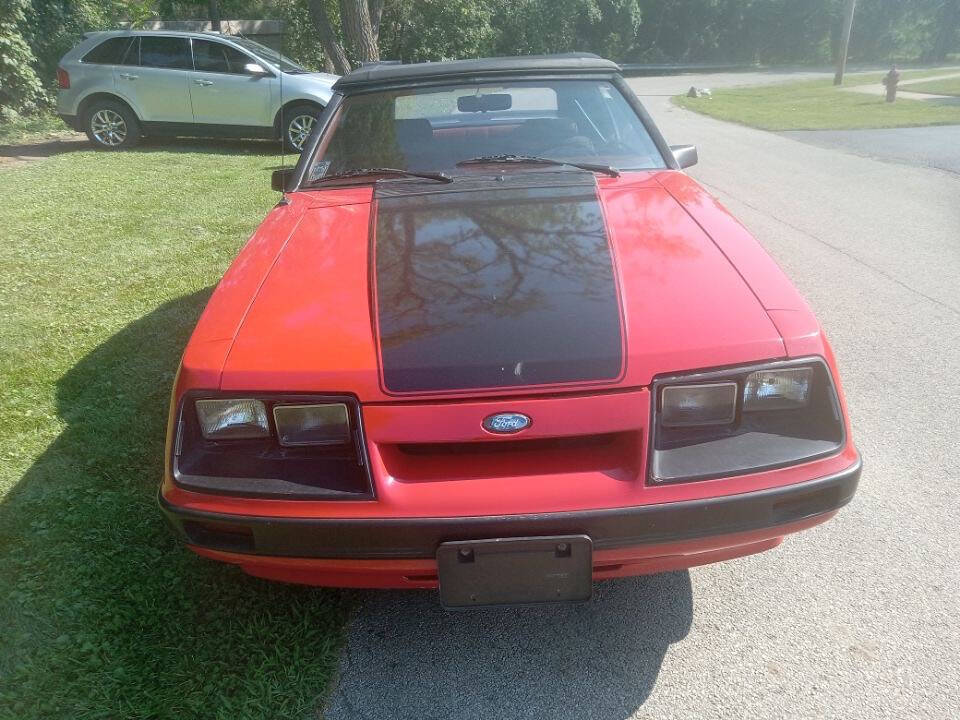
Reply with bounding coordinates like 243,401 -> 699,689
160,55 -> 860,606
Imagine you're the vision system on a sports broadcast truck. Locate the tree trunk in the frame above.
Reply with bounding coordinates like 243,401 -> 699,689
208,0 -> 221,32
369,0 -> 385,44
307,0 -> 352,74
833,0 -> 857,86
340,0 -> 380,63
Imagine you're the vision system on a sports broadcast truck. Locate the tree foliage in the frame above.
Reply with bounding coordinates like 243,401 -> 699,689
0,0 -> 45,113
0,0 -> 957,115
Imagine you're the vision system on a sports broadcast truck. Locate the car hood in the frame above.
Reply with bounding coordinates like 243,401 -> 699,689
219,172 -> 785,400
290,71 -> 338,86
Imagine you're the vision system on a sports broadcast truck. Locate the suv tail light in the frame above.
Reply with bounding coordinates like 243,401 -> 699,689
57,67 -> 70,89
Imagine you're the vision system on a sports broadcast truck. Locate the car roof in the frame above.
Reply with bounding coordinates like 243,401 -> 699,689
333,53 -> 621,93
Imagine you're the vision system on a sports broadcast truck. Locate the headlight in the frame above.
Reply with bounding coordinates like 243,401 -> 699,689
744,367 -> 812,411
651,359 -> 844,484
273,403 -> 350,446
195,398 -> 269,440
174,393 -> 373,500
661,382 -> 737,427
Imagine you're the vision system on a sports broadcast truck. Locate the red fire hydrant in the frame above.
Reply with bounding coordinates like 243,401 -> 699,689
882,66 -> 900,103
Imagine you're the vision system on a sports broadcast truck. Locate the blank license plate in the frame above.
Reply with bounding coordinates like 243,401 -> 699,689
437,535 -> 592,608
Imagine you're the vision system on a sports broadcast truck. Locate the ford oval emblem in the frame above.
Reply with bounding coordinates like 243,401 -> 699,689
482,412 -> 532,434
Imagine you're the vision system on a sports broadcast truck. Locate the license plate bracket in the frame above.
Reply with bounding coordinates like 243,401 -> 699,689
437,535 -> 593,608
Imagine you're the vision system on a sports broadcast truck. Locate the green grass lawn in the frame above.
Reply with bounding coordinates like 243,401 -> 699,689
0,140 -> 350,719
900,75 -> 960,97
673,71 -> 960,130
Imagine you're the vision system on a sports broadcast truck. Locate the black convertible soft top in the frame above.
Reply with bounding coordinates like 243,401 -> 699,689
333,53 -> 621,92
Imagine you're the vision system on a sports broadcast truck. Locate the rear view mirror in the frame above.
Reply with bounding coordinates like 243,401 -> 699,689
271,168 -> 293,192
457,93 -> 513,113
670,144 -> 698,169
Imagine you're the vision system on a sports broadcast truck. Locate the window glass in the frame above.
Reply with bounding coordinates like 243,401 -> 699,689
139,36 -> 192,70
193,39 -> 255,74
310,80 -> 666,179
82,36 -> 134,65
395,87 -> 557,119
229,36 -> 307,73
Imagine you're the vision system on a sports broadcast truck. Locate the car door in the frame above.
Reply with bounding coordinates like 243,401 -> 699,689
116,35 -> 193,127
188,39 -> 275,132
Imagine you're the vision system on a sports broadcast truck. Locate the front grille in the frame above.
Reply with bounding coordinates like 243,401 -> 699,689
379,431 -> 642,483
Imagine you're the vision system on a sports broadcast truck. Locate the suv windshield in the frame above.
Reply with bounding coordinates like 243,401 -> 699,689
307,80 -> 666,181
229,36 -> 307,73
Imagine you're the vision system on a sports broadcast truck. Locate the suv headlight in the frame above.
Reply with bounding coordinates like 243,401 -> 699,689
651,358 -> 844,484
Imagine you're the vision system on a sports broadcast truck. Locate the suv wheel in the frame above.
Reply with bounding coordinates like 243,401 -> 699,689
84,100 -> 141,150
283,104 -> 321,152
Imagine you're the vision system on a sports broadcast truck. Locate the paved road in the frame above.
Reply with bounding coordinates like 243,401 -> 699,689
324,73 -> 960,720
781,125 -> 960,175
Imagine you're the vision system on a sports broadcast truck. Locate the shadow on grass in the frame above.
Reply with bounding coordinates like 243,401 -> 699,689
131,135 -> 286,157
0,135 -> 292,167
328,573 -> 693,720
0,290 -> 349,719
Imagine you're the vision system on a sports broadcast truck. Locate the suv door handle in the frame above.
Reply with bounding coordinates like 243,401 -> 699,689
119,73 -> 139,80
193,79 -> 214,86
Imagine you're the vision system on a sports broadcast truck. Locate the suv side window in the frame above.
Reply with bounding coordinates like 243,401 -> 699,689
139,36 -> 193,70
192,39 -> 257,74
81,36 -> 135,65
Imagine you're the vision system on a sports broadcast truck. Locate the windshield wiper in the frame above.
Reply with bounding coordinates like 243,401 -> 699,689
457,154 -> 620,177
307,167 -> 453,185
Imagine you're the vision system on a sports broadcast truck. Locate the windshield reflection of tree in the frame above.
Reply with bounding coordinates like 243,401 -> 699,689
376,194 -> 617,348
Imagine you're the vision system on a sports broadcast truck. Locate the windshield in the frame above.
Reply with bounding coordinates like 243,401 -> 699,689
307,80 -> 666,181
229,36 -> 308,73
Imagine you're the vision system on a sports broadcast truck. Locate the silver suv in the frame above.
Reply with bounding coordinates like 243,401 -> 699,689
56,30 -> 338,150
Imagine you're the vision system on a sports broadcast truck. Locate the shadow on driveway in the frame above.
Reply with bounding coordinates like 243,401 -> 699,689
326,573 -> 693,720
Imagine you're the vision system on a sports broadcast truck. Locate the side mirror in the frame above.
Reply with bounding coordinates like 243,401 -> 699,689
271,168 -> 294,192
244,62 -> 270,76
670,144 -> 698,169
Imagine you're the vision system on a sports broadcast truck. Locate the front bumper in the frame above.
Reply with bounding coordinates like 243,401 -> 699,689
160,456 -> 860,562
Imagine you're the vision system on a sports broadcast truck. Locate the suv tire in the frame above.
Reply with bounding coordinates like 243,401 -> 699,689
84,100 -> 141,150
283,104 -> 322,152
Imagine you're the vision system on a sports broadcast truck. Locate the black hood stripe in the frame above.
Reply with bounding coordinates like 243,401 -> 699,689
372,177 -> 624,394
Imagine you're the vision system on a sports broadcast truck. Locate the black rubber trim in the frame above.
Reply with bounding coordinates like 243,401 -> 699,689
334,55 -> 620,91
160,455 -> 860,559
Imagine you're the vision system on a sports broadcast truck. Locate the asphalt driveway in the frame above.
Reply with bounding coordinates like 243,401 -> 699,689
324,72 -> 960,720
781,125 -> 960,174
